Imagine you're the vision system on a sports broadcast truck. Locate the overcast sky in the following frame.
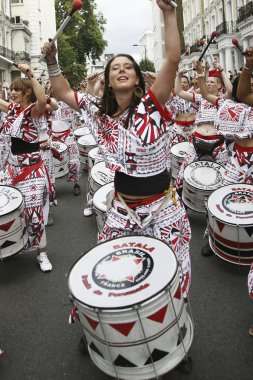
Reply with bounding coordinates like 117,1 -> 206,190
95,0 -> 153,61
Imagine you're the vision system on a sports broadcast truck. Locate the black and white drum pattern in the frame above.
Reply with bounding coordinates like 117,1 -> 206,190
89,161 -> 115,195
69,235 -> 193,379
171,142 -> 192,179
51,141 -> 69,178
93,182 -> 114,233
0,186 -> 28,258
183,161 -> 225,213
207,184 -> 253,265
77,134 -> 97,166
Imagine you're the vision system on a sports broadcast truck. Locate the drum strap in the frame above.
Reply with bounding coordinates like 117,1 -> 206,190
51,129 -> 71,142
117,186 -> 178,230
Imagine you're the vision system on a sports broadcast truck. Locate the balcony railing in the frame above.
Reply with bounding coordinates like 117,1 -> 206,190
15,51 -> 31,62
237,1 -> 253,23
216,21 -> 239,36
188,42 -> 201,54
0,45 -> 16,62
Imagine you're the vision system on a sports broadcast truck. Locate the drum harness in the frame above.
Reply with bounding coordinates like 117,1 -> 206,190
114,186 -> 178,230
193,135 -> 224,162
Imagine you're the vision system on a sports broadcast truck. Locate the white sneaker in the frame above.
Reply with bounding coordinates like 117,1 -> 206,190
83,206 -> 93,217
37,252 -> 52,272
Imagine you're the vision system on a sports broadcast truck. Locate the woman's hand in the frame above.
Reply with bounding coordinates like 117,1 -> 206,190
156,0 -> 176,12
18,64 -> 33,77
193,60 -> 203,74
245,46 -> 253,70
177,67 -> 188,77
41,40 -> 57,64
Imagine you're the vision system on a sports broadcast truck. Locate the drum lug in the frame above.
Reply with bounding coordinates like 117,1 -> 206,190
176,356 -> 193,374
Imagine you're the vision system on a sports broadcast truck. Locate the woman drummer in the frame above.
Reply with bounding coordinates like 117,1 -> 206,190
0,64 -> 56,272
42,0 -> 191,299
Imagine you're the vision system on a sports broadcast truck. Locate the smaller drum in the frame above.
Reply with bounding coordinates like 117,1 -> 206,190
77,135 -> 97,168
182,161 -> 225,213
51,141 -> 69,178
88,147 -> 104,171
93,182 -> 114,232
0,186 -> 28,259
207,184 -> 253,265
68,235 -> 193,380
74,127 -> 90,140
89,161 -> 115,195
171,142 -> 191,179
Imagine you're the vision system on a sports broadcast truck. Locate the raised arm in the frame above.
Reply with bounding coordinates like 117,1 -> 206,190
174,68 -> 195,102
237,46 -> 253,105
41,42 -> 79,112
194,60 -> 217,105
18,64 -> 47,116
212,60 -> 232,99
150,0 -> 181,107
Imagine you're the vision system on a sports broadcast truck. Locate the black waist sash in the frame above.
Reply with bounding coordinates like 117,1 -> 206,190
11,137 -> 40,155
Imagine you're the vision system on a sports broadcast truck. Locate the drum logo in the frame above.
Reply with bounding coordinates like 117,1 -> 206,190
222,191 -> 253,215
92,248 -> 154,290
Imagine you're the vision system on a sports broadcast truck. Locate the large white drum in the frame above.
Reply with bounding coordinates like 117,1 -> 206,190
74,127 -> 90,140
51,141 -> 69,178
68,235 -> 193,380
93,182 -> 114,232
0,186 -> 28,259
207,184 -> 253,265
77,135 -> 97,167
171,142 -> 191,179
182,161 -> 225,213
88,147 -> 104,171
89,161 -> 115,195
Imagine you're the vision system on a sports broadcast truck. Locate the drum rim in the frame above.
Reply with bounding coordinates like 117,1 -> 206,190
68,234 -> 178,311
92,182 -> 114,209
0,185 -> 24,217
183,160 -> 225,189
207,183 -> 253,226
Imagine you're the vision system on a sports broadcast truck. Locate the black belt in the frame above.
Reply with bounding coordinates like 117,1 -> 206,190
193,136 -> 224,161
11,137 -> 40,155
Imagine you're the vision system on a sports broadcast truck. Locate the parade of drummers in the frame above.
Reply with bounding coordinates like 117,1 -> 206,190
0,0 -> 253,379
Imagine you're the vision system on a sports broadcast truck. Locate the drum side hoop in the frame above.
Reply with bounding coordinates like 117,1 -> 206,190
68,234 -> 178,311
0,186 -> 24,217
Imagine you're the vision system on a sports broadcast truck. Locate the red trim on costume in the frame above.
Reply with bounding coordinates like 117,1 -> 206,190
8,160 -> 43,186
148,89 -> 172,122
234,143 -> 253,153
194,131 -> 222,140
216,97 -> 221,109
52,129 -> 71,141
74,92 -> 79,107
115,192 -> 165,209
174,119 -> 195,126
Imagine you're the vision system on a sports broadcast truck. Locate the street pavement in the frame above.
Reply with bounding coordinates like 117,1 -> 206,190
0,173 -> 252,380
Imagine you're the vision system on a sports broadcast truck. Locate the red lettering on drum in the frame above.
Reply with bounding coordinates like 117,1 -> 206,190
108,283 -> 150,297
231,187 -> 252,193
93,290 -> 103,295
82,275 -> 92,289
112,242 -> 155,253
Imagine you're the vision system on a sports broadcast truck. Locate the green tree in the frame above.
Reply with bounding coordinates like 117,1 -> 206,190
55,0 -> 107,86
139,58 -> 156,73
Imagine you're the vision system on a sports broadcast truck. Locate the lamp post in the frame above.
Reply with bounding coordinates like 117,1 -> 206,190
133,44 -> 147,60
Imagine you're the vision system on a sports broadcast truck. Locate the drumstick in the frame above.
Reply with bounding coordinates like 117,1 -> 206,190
0,54 -> 19,68
232,38 -> 246,56
207,47 -> 214,62
39,0 -> 83,63
199,32 -> 217,61
165,0 -> 177,7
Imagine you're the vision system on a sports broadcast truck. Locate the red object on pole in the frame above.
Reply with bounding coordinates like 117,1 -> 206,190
199,32 -> 217,61
232,38 -> 246,56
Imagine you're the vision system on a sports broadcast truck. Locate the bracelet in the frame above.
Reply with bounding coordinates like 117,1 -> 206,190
48,65 -> 61,77
196,73 -> 205,78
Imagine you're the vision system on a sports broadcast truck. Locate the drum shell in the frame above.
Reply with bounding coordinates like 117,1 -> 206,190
92,182 -> 114,233
207,185 -> 253,265
77,135 -> 97,165
88,147 -> 104,171
171,142 -> 191,179
89,162 -> 115,196
0,198 -> 28,258
74,127 -> 90,140
52,142 -> 69,178
72,270 -> 193,380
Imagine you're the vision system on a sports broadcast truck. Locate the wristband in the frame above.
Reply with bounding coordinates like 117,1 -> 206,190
48,65 -> 61,77
47,61 -> 58,66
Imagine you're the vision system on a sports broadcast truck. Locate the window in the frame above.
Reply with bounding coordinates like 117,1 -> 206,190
11,0 -> 24,4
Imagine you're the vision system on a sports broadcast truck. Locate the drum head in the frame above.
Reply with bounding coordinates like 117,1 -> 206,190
68,235 -> 177,310
88,147 -> 100,159
0,186 -> 23,216
78,134 -> 96,146
90,162 -> 115,186
208,184 -> 253,226
184,161 -> 225,190
51,141 -> 67,153
93,182 -> 114,212
74,127 -> 90,137
171,142 -> 191,158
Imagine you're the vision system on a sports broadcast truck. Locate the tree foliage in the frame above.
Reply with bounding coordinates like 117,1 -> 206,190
55,0 -> 107,85
139,58 -> 156,73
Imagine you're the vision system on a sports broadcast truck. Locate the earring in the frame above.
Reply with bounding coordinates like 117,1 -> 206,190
133,85 -> 144,99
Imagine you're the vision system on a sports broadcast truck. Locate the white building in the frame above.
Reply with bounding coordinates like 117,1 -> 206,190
150,0 -> 165,71
0,0 -> 14,84
139,29 -> 155,63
